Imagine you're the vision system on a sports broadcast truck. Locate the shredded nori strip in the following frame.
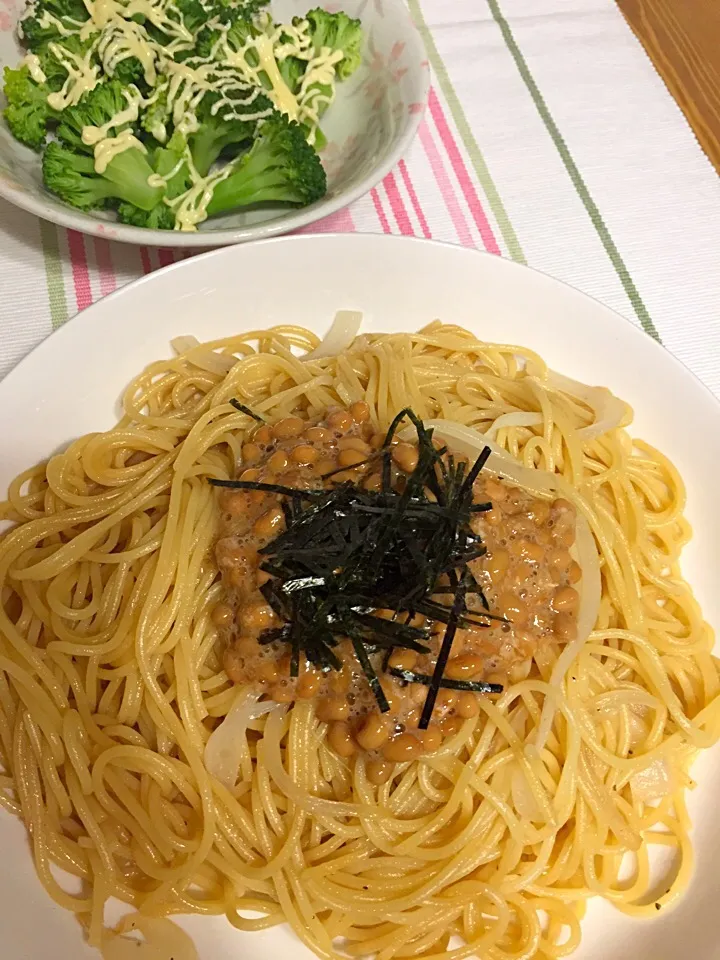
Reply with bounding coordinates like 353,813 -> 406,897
418,575 -> 465,728
212,408 -> 496,716
351,637 -> 390,712
229,398 -> 265,422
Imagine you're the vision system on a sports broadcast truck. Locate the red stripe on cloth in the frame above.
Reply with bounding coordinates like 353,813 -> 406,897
66,230 -> 93,311
427,88 -> 501,255
93,237 -> 116,298
383,170 -> 414,236
158,249 -> 175,267
370,187 -> 391,233
418,120 -> 474,247
298,205 -> 356,233
398,160 -> 431,239
139,247 -> 153,273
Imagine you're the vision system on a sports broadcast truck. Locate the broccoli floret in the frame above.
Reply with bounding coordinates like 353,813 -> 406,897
150,129 -> 190,190
43,138 -> 164,211
3,34 -> 102,152
213,0 -> 269,15
277,55 -> 305,95
191,26 -> 216,61
118,130 -> 190,228
194,11 -> 275,88
18,0 -> 89,49
169,0 -> 207,36
303,8 -> 363,80
117,199 -> 175,229
2,33 -> 99,150
96,22 -> 157,89
40,33 -> 99,87
206,112 -> 326,215
193,6 -> 258,62
108,55 -> 147,87
141,83 -> 171,142
56,79 -> 137,154
2,64 -> 59,149
224,11 -> 263,56
281,10 -> 363,149
189,88 -> 272,176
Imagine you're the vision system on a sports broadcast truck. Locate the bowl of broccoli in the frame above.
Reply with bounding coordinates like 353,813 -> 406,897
0,0 -> 428,246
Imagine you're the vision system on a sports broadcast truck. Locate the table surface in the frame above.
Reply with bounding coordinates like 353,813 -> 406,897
617,0 -> 720,174
0,0 -> 719,403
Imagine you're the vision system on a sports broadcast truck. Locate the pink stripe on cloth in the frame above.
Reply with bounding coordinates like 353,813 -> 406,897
371,187 -> 391,233
66,230 -> 93,312
158,249 -> 175,267
139,247 -> 153,274
297,205 -> 356,233
398,160 -> 431,239
383,170 -> 413,236
418,119 -> 474,247
427,88 -> 501,255
93,237 -> 116,298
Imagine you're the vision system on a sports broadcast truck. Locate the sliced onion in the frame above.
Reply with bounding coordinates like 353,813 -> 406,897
545,370 -> 629,441
578,749 -> 641,850
303,310 -> 362,361
572,509 -> 602,647
204,689 -> 279,789
628,757 -> 672,803
402,419 -> 557,497
171,335 -> 200,356
627,711 -> 650,748
402,419 -> 602,753
171,335 -> 237,375
485,412 -> 543,437
592,689 -> 659,716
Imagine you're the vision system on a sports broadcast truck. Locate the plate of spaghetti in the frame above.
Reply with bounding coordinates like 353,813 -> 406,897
1,234 -> 719,960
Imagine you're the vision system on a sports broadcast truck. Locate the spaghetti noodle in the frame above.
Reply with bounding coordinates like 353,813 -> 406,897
0,321 -> 718,960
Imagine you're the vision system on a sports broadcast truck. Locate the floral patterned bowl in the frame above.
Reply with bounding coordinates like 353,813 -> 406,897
0,0 -> 428,246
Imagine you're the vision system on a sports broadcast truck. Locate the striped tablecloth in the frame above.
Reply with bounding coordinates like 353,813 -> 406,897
1,0 -> 719,394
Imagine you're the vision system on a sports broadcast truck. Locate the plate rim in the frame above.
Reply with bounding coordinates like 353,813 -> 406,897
2,232 -> 720,960
4,232 -> 719,420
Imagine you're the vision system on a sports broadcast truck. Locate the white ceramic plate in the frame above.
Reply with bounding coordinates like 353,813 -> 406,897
0,0 -> 428,247
2,234 -> 719,960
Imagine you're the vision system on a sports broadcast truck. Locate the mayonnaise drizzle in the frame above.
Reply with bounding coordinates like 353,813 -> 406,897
169,154 -> 235,230
46,40 -> 100,109
23,52 -> 47,84
146,153 -> 185,188
93,127 -> 146,173
296,46 -> 344,142
37,9 -> 76,36
254,33 -> 298,120
98,18 -> 158,86
82,85 -> 142,144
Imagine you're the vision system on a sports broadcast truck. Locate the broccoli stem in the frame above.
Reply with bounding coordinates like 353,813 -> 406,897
206,147 -> 293,212
205,115 -> 326,215
43,140 -> 164,211
190,124 -> 249,179
101,146 -> 163,210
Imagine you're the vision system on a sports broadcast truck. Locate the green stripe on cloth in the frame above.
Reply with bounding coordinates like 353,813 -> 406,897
487,0 -> 660,342
39,220 -> 68,330
407,0 -> 526,264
